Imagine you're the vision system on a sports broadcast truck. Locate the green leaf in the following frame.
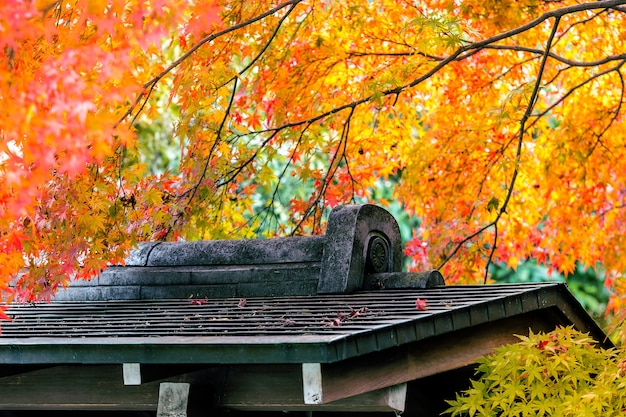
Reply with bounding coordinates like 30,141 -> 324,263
487,196 -> 499,214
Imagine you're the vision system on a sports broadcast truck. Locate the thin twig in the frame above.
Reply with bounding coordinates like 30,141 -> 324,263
291,105 -> 356,234
525,59 -> 626,132
170,1 -> 300,233
484,223 -> 498,284
115,0 -> 303,127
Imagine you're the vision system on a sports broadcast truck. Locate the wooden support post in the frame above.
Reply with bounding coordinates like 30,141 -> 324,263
157,382 -> 190,417
386,383 -> 407,412
123,363 -> 141,385
302,363 -> 323,404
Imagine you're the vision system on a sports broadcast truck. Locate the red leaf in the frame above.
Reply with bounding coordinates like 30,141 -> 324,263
415,298 -> 428,311
0,306 -> 11,323
5,230 -> 28,251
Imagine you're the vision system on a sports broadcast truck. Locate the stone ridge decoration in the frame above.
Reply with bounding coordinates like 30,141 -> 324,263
53,204 -> 440,302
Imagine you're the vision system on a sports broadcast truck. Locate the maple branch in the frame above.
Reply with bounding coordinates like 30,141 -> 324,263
437,16 -> 562,275
116,0 -> 303,127
526,59 -> 626,132
172,0 -> 300,231
218,130 -> 280,189
349,46 -> 626,70
598,203 -> 626,218
348,50 -> 443,62
587,68 -> 625,158
488,16 -> 561,273
485,223 -> 498,284
162,74 -> 241,239
220,0 -> 299,87
342,153 -> 358,203
553,7 -> 607,46
481,46 -> 626,68
251,0 -> 626,140
251,126 -> 310,233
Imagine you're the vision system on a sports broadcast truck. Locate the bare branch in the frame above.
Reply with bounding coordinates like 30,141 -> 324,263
217,130 -> 279,189
598,203 -> 626,218
170,1 -> 301,231
587,68 -> 625,157
291,105 -> 356,234
485,222 -> 498,284
250,124 -> 311,234
481,46 -> 626,68
349,46 -> 626,69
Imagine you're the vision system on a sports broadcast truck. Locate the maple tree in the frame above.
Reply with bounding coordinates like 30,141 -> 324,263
1,0 -> 626,316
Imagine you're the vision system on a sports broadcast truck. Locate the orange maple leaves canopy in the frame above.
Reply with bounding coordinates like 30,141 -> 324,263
0,0 -> 625,314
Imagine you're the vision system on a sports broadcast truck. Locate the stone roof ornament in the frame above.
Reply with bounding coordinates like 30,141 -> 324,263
54,204 -> 443,301
317,204 -> 403,293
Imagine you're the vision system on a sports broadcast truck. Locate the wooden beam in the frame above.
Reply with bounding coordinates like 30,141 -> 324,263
309,312 -> 556,404
0,365 -> 217,411
219,364 -> 407,412
0,365 -> 158,410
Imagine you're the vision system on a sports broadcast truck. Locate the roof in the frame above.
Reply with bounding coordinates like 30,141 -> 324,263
0,282 -> 609,365
0,205 -> 612,414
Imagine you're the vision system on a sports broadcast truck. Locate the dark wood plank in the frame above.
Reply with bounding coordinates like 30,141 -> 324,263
313,312 -> 556,404
0,365 -> 158,410
219,364 -> 406,412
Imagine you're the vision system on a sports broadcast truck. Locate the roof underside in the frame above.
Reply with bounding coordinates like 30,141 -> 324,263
0,283 -> 606,365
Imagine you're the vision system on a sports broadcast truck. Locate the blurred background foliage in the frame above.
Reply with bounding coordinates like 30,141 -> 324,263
491,261 -> 610,319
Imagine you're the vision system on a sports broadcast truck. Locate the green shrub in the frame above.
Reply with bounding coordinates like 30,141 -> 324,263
445,327 -> 626,416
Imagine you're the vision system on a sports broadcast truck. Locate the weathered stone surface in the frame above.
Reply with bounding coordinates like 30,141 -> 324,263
52,287 -> 105,301
99,267 -> 193,286
52,204 -> 441,302
55,264 -> 322,300
317,204 -> 402,294
53,286 -> 142,301
140,284 -> 237,300
144,236 -> 325,267
364,270 -> 445,290
125,242 -> 162,266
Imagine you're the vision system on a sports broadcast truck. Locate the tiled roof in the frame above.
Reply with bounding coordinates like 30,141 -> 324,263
0,283 -> 608,365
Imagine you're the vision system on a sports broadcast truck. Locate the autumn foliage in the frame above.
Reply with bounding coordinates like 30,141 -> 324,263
445,327 -> 626,416
1,1 -> 626,312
